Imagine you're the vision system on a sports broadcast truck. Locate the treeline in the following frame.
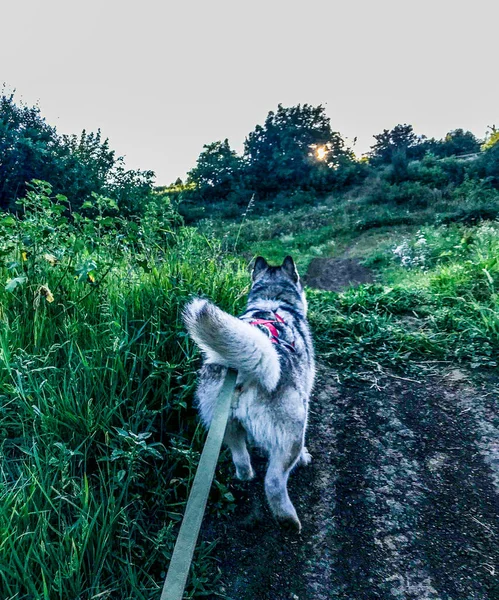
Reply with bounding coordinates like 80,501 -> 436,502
2,92 -> 498,223
0,92 -> 154,214
169,104 -> 499,221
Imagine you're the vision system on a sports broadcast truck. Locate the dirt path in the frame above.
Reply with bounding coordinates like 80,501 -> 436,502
202,366 -> 499,600
304,258 -> 374,292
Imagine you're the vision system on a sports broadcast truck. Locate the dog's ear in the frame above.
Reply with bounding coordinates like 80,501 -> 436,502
252,256 -> 269,280
281,256 -> 299,282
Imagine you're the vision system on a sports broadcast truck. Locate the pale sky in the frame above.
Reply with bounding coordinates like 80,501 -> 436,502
2,1 -> 498,185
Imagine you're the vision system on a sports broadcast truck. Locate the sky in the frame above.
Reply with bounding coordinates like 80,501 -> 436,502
2,0 -> 498,185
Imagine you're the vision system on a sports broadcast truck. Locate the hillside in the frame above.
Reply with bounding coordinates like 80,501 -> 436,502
194,187 -> 499,598
1,179 -> 498,598
1,94 -> 499,599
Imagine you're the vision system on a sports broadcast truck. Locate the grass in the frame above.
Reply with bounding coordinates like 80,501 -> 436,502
200,188 -> 499,377
1,180 -> 499,598
311,223 -> 499,375
0,185 -> 251,599
198,178 -> 499,268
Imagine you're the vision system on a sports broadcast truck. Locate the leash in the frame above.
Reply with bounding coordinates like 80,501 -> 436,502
160,368 -> 238,600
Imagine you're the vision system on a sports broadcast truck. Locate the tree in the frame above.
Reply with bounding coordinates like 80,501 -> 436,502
480,126 -> 499,186
0,91 -> 154,213
0,92 -> 59,209
481,125 -> 499,152
186,139 -> 242,199
243,104 -> 353,193
57,129 -> 154,214
369,124 -> 419,164
437,129 -> 481,157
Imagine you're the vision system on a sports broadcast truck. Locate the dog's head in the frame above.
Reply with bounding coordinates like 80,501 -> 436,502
249,256 -> 307,314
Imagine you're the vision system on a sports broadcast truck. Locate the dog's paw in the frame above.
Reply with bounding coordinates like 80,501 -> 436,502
235,464 -> 255,481
298,447 -> 312,467
277,514 -> 302,533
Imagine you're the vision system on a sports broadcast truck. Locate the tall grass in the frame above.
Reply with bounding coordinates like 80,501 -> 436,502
0,183 -> 249,599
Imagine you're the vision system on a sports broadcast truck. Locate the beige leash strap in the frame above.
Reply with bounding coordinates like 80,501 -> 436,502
160,369 -> 237,600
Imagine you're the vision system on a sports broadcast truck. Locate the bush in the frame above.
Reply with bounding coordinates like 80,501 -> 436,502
407,156 -> 449,187
363,177 -> 444,208
440,178 -> 499,224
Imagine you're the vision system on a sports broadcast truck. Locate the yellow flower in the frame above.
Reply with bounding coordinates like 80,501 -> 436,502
88,273 -> 96,283
38,285 -> 54,303
22,251 -> 28,261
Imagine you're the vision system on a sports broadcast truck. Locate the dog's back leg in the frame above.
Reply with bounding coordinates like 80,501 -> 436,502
264,437 -> 303,532
225,419 -> 254,481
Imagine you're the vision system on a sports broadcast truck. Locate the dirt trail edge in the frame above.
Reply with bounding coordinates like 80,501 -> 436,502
201,365 -> 499,600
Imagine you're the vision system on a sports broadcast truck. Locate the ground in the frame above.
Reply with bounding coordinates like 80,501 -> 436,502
203,366 -> 499,600
304,258 -> 374,292
200,261 -> 499,600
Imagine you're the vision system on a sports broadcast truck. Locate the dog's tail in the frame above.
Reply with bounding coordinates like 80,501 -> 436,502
183,298 -> 281,392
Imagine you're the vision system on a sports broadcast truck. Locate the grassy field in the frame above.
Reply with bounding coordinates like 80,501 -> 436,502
1,181 -> 499,598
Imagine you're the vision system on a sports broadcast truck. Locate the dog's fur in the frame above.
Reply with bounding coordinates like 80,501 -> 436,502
183,256 -> 315,531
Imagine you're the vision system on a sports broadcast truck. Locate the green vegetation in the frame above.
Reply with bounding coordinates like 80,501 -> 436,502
1,94 -> 498,598
167,107 -> 498,224
310,221 -> 499,375
0,91 -> 154,213
197,190 -> 499,377
0,182 -> 250,598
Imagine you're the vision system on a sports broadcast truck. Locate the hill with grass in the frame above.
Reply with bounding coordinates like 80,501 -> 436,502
192,169 -> 499,600
1,95 -> 498,598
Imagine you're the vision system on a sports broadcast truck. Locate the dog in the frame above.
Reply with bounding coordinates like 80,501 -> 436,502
183,256 -> 315,531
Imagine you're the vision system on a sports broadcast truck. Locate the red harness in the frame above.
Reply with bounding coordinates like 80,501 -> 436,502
249,312 -> 295,351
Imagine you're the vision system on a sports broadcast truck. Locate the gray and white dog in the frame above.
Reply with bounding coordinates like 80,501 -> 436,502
183,256 -> 315,531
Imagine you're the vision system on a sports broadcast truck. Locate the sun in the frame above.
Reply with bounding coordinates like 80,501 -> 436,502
316,145 -> 327,161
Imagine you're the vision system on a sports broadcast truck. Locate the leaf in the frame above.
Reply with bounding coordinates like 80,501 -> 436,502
115,428 -> 129,438
0,216 -> 16,227
147,447 -> 163,459
110,449 -> 126,460
6,276 -> 27,292
43,253 -> 58,266
75,259 -> 98,282
166,512 -> 183,522
482,268 -> 494,284
73,239 -> 85,253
